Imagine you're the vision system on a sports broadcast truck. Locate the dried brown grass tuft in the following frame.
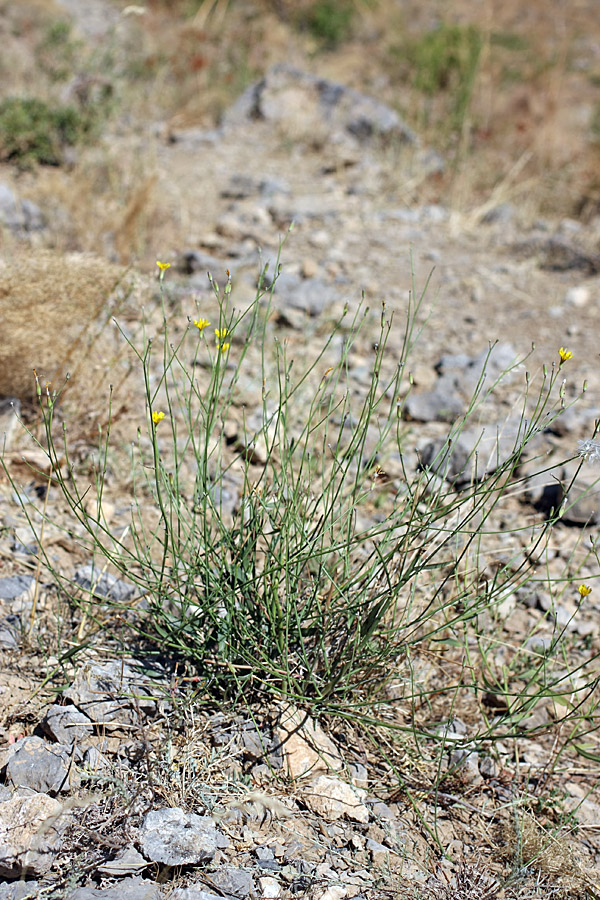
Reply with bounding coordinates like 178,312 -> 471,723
503,811 -> 596,897
0,250 -> 127,405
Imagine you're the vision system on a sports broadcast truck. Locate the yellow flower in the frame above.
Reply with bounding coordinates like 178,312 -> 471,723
219,342 -> 230,354
156,261 -> 171,271
193,318 -> 210,332
152,410 -> 166,425
214,328 -> 229,340
578,584 -> 592,598
559,347 -> 573,363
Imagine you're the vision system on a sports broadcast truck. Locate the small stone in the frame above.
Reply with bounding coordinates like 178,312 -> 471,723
96,845 -> 149,876
63,660 -> 157,727
5,735 -> 76,794
366,838 -> 389,867
0,793 -> 69,877
70,878 -> 161,899
0,617 -> 21,649
348,763 -> 368,789
404,378 -> 464,423
275,705 -> 342,779
170,890 -> 222,900
208,866 -> 254,898
450,748 -> 482,785
74,565 -> 137,603
42,704 -> 94,744
303,775 -> 369,823
479,756 -> 498,778
0,882 -> 40,899
259,876 -> 281,898
369,801 -> 396,820
140,808 -> 224,865
564,285 -> 590,307
0,576 -> 35,605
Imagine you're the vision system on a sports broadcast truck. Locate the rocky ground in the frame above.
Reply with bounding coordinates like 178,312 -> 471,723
1,2 -> 600,898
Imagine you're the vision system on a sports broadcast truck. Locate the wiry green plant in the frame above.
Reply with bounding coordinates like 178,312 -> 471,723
4,249 -> 599,748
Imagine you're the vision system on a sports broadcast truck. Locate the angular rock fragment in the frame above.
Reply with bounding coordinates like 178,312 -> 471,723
303,775 -> 369,823
0,793 -> 69,877
70,878 -> 160,900
4,735 -> 77,794
42,704 -> 94,744
275,705 -> 342,779
140,807 -> 226,865
63,660 -> 158,727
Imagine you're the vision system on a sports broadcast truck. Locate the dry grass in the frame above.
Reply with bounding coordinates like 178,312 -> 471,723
0,250 -> 127,404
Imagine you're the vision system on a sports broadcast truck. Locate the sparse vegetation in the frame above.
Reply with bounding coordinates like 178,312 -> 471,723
0,97 -> 84,167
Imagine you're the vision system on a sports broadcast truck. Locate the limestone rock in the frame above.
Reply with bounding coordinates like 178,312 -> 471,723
4,735 -> 77,794
0,793 -> 69,877
303,775 -> 369,823
140,807 -> 225,865
276,706 -> 342,779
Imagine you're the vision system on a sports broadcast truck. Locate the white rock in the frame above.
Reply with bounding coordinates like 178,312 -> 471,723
259,876 -> 281,898
276,705 -> 342,779
564,285 -> 590,307
304,775 -> 369,823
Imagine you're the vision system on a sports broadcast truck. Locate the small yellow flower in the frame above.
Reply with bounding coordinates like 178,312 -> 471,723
559,347 -> 573,363
152,410 -> 166,425
156,261 -> 171,271
214,328 -> 229,340
219,342 -> 230,354
193,318 -> 210,332
578,584 -> 592,598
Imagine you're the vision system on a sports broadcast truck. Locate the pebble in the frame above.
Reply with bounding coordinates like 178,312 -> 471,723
140,807 -> 226,866
564,285 -> 590,307
276,705 -> 342,779
0,576 -> 35,605
304,776 -> 369,824
74,565 -> 138,603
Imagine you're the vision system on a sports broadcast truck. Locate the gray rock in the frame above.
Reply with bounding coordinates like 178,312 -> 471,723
450,748 -> 482,785
0,793 -> 69,877
0,184 -> 44,233
437,342 -> 519,395
208,866 -> 254,898
20,199 -> 44,231
0,184 -> 19,229
0,617 -> 22,649
481,203 -> 514,225
367,838 -> 389,866
369,800 -> 396,820
70,877 -> 160,899
4,736 -> 76,794
561,476 -> 600,525
404,376 -> 464,423
97,845 -> 149,876
0,884 -> 40,899
74,565 -> 137,603
275,275 -> 342,317
419,420 -> 532,486
42,704 -> 94,744
0,576 -> 34,604
479,756 -> 498,778
224,65 -> 416,147
170,890 -> 222,900
140,808 -> 224,865
63,660 -> 158,727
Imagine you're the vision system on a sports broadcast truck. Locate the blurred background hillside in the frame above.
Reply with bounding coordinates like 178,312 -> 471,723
0,0 -> 599,263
